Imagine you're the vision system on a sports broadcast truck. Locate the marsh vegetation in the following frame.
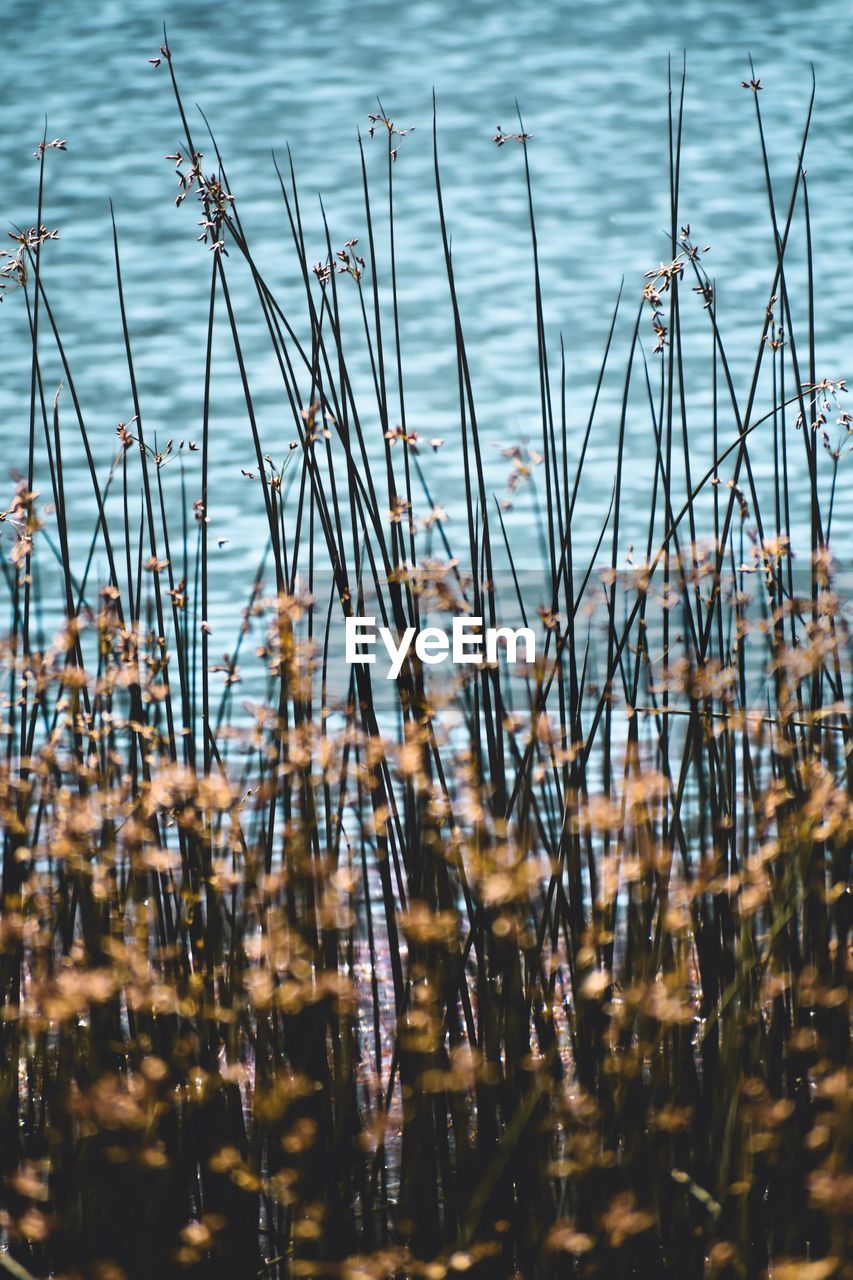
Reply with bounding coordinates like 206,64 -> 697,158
0,42 -> 849,1280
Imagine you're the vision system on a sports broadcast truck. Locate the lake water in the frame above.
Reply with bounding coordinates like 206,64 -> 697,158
1,0 -> 850,644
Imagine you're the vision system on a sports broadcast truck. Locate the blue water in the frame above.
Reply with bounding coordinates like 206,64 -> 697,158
1,0 -> 850,638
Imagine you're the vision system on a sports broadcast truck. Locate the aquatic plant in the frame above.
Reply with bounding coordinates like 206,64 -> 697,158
0,40 -> 849,1280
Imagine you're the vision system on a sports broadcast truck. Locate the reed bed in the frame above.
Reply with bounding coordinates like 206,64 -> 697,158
0,42 -> 849,1280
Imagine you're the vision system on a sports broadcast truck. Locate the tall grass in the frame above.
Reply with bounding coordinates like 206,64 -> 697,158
0,43 -> 849,1280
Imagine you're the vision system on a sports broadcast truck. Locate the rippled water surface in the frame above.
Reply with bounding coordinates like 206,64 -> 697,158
1,1 -> 850,635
